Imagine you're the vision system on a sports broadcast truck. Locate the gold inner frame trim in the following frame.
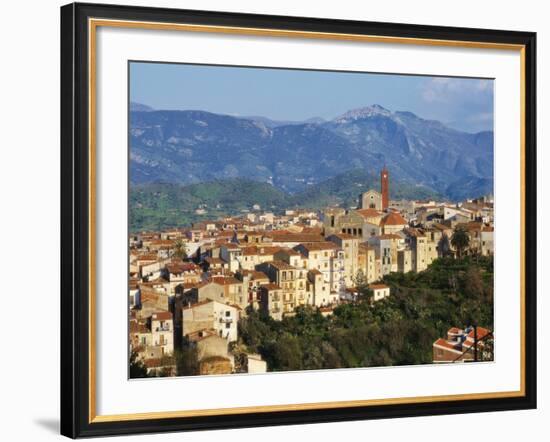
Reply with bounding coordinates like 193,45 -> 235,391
88,17 -> 527,424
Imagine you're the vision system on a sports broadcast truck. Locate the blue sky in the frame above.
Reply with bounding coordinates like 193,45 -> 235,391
130,61 -> 494,133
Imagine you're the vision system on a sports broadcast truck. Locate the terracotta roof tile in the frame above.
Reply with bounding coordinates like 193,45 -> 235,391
380,212 -> 407,226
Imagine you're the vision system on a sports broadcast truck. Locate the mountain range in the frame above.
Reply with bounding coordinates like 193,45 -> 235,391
129,103 -> 494,202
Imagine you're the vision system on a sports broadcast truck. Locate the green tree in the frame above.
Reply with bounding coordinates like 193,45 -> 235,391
129,351 -> 149,378
234,256 -> 493,372
463,266 -> 484,299
173,239 -> 187,260
451,226 -> 470,258
175,345 -> 199,376
272,333 -> 303,371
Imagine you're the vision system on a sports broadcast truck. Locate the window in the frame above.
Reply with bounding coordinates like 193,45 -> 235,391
225,311 -> 230,317
225,323 -> 231,329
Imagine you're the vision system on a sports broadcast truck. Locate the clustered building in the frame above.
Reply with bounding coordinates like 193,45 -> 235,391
432,326 -> 492,363
129,167 -> 494,375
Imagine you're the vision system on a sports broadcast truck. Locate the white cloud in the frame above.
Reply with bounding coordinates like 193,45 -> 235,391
419,77 -> 494,132
421,77 -> 493,104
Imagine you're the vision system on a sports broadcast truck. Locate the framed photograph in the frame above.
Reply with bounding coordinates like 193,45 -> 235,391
60,2 -> 537,438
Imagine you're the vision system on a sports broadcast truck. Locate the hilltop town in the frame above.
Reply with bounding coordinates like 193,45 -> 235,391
129,168 -> 494,377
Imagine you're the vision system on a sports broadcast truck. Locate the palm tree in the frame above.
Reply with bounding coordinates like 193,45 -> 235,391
173,239 -> 187,260
451,226 -> 470,258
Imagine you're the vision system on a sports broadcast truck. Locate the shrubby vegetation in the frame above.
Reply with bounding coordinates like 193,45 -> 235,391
129,351 -> 149,378
238,256 -> 494,371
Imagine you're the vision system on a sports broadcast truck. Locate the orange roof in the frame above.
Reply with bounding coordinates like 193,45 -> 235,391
380,212 -> 407,226
130,321 -> 149,334
377,233 -> 402,240
457,222 -> 483,231
369,283 -> 389,290
144,357 -> 175,368
356,208 -> 383,219
205,257 -> 225,264
137,254 -> 158,261
239,270 -> 269,280
296,241 -> 338,252
268,232 -> 325,243
432,222 -> 452,231
274,247 -> 301,256
210,275 -> 242,285
262,260 -> 296,270
467,327 -> 491,340
166,262 -> 199,274
152,311 -> 172,321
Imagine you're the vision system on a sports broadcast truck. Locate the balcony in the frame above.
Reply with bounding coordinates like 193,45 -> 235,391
155,326 -> 171,332
219,318 -> 233,324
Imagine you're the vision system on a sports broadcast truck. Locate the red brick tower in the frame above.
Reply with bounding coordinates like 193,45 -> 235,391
381,166 -> 389,210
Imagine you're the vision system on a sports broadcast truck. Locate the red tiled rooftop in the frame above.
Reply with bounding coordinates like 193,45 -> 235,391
380,212 -> 407,226
152,311 -> 172,321
369,284 -> 389,290
356,208 -> 383,219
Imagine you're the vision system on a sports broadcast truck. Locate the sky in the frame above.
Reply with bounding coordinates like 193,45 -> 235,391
130,61 -> 494,133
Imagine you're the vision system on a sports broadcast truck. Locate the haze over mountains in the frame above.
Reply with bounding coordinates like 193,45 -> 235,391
129,103 -> 493,202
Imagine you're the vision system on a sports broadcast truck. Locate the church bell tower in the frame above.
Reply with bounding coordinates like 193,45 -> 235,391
381,166 -> 389,210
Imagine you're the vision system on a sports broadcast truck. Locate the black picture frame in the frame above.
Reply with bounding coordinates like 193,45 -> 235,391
61,2 -> 537,438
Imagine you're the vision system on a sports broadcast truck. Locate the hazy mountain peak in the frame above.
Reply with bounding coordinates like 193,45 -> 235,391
130,101 -> 155,112
333,104 -> 392,123
394,110 -> 419,119
130,106 -> 494,200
